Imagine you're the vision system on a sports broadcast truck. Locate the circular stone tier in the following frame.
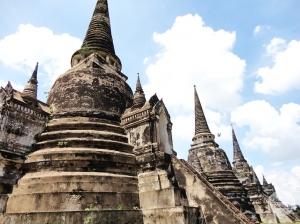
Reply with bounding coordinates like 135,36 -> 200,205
24,148 -> 136,175
6,172 -> 139,213
47,67 -> 133,120
46,117 -> 125,134
5,115 -> 139,213
29,116 -> 136,174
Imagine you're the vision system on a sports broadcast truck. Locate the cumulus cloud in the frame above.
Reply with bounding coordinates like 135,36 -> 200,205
143,14 -> 245,113
253,25 -> 261,35
292,166 -> 300,179
265,38 -> 286,56
271,161 -> 283,167
143,57 -> 149,64
0,80 -> 24,92
253,25 -> 271,35
231,100 -> 300,162
254,38 -> 300,94
172,114 -> 194,141
254,165 -> 265,182
254,165 -> 300,205
0,24 -> 82,84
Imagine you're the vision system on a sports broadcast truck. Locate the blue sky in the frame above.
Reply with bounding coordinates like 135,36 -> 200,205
0,0 -> 300,205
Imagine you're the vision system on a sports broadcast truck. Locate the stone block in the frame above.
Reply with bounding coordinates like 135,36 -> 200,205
259,212 -> 278,223
0,194 -> 8,213
140,188 -> 181,209
142,206 -> 204,224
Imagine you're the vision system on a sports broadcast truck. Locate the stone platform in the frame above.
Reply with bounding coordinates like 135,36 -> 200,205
0,210 -> 143,224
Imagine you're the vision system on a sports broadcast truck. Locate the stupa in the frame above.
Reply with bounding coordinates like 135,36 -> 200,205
2,0 -> 299,223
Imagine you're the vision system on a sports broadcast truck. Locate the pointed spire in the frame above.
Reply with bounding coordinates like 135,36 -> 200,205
132,73 -> 146,110
82,0 -> 115,55
21,62 -> 38,102
232,125 -> 246,163
194,85 -> 211,135
136,73 -> 143,92
263,174 -> 268,185
71,0 -> 121,70
31,62 -> 38,83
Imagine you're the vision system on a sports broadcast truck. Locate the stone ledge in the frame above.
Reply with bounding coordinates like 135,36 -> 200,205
0,210 -> 143,224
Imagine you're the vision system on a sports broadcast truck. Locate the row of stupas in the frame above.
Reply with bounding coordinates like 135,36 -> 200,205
0,0 -> 299,223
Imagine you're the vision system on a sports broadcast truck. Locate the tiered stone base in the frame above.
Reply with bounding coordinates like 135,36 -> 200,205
6,172 -> 139,213
207,170 -> 258,221
5,116 -> 140,214
1,207 -> 204,224
0,210 -> 143,224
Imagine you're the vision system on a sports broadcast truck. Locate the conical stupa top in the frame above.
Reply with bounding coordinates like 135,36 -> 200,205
232,125 -> 246,162
263,174 -> 268,185
136,73 -> 143,93
194,86 -> 211,135
71,0 -> 121,69
30,62 -> 38,83
21,62 -> 38,101
82,0 -> 115,55
132,73 -> 146,109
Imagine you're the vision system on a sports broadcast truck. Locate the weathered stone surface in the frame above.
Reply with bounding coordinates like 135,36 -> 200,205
189,144 -> 232,172
122,78 -> 176,156
137,160 -> 206,223
132,74 -> 146,110
172,156 -> 253,224
6,172 -> 139,213
0,211 -> 144,224
194,86 -> 211,135
47,62 -> 133,120
21,62 -> 39,102
0,82 -> 49,156
23,148 -> 136,175
189,141 -> 252,213
139,170 -> 188,209
2,0 -> 296,223
71,0 -> 122,70
142,207 -> 205,224
188,87 -> 258,222
47,116 -> 126,135
4,38 -> 138,215
232,126 -> 300,223
0,71 -> 49,212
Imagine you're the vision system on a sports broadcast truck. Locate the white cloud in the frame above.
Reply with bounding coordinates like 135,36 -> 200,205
144,14 -> 245,113
172,114 -> 194,141
253,25 -> 271,35
265,38 -> 286,56
254,165 -> 265,183
0,24 -> 82,84
254,38 -> 300,94
253,25 -> 261,35
271,161 -> 283,167
0,80 -> 24,92
143,57 -> 149,64
292,166 -> 300,179
231,100 -> 300,162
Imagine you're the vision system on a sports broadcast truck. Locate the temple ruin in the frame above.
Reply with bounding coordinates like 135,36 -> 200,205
0,0 -> 299,223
